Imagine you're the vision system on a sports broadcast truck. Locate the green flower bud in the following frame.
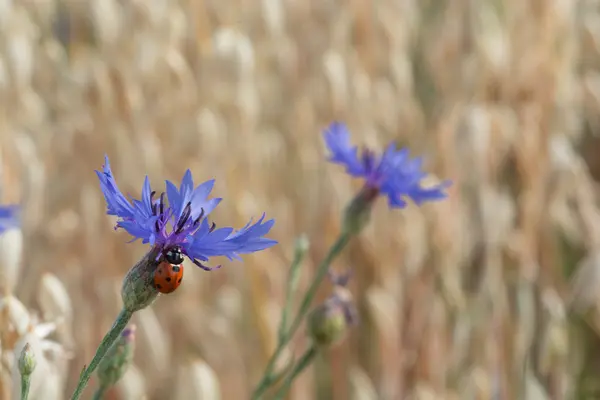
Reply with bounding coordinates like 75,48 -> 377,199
97,325 -> 136,389
307,272 -> 358,349
307,300 -> 349,348
18,343 -> 36,377
294,234 -> 310,256
121,249 -> 161,313
342,186 -> 378,236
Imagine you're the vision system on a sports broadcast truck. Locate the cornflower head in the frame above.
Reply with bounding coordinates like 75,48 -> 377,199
323,122 -> 451,234
96,155 -> 277,311
0,204 -> 19,234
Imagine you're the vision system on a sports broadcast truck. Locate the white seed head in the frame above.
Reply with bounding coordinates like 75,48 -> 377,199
115,364 -> 146,400
0,228 -> 23,293
174,359 -> 221,400
0,295 -> 30,336
37,273 -> 73,344
37,273 -> 71,318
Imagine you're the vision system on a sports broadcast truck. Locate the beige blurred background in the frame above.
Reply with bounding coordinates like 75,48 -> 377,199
2,0 -> 600,399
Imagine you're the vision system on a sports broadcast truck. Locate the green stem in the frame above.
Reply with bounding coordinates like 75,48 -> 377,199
251,233 -> 351,399
273,346 -> 318,400
278,235 -> 309,342
70,309 -> 133,400
20,375 -> 30,400
92,386 -> 108,400
286,233 -> 350,336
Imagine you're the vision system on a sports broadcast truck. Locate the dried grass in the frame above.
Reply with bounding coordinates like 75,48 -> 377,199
0,0 -> 599,399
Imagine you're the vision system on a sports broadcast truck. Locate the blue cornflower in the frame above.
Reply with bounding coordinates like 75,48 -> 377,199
323,122 -> 451,208
0,205 -> 19,234
96,155 -> 277,271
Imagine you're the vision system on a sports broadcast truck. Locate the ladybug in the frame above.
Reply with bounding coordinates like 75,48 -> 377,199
153,247 -> 185,294
154,261 -> 184,294
164,246 -> 185,265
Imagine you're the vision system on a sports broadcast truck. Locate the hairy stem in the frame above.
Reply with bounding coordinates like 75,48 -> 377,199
70,309 -> 133,400
20,375 -> 30,400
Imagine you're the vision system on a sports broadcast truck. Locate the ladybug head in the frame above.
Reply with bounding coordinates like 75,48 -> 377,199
164,246 -> 184,265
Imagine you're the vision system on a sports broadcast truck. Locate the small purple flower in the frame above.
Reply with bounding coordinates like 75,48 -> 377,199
120,325 -> 136,342
96,155 -> 277,271
323,122 -> 451,208
327,269 -> 358,326
0,205 -> 19,234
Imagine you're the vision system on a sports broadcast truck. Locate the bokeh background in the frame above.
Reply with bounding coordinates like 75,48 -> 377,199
1,0 -> 600,399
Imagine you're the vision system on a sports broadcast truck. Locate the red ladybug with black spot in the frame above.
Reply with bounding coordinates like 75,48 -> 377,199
154,246 -> 185,294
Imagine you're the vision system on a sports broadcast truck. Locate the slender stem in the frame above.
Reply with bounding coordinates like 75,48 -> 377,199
70,309 -> 133,400
273,346 -> 318,400
252,343 -> 285,399
278,235 -> 309,342
20,375 -> 30,400
251,233 -> 351,399
286,233 -> 350,337
92,386 -> 108,400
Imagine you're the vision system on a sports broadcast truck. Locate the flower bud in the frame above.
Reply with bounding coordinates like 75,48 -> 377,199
294,234 -> 310,256
307,301 -> 348,348
121,249 -> 160,313
18,343 -> 36,377
342,186 -> 378,236
97,325 -> 136,389
308,272 -> 358,348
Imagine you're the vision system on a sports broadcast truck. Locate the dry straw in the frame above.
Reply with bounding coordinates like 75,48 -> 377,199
0,0 -> 599,399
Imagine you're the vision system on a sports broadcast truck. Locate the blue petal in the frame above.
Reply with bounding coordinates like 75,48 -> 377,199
96,156 -> 272,257
323,122 -> 366,177
166,173 -> 220,222
380,152 -> 450,207
190,179 -> 215,205
165,180 -> 182,218
177,170 -> 194,216
118,217 -> 156,243
376,144 -> 405,178
322,123 -> 451,209
197,197 -> 222,218
96,155 -> 159,243
190,180 -> 220,219
184,214 -> 277,262
140,176 -> 154,217
95,155 -> 135,219
0,205 -> 19,233
407,180 -> 452,205
0,205 -> 18,219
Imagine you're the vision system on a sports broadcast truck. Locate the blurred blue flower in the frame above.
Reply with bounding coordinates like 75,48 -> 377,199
323,122 -> 451,208
96,156 -> 277,271
0,205 -> 19,234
